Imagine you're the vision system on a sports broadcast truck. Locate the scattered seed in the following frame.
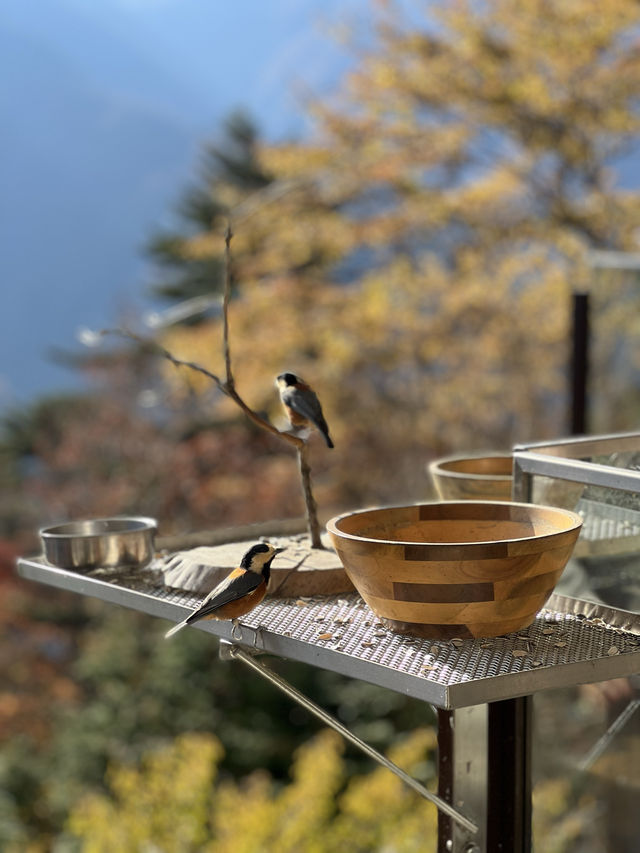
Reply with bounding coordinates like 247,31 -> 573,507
295,600 -> 308,607
361,640 -> 377,647
607,646 -> 620,656
532,660 -> 543,667
511,650 -> 527,658
421,664 -> 437,672
313,616 -> 325,622
430,645 -> 440,655
480,642 -> 493,649
317,633 -> 333,641
554,641 -> 567,648
541,628 -> 556,635
334,617 -> 351,625
451,638 -> 464,647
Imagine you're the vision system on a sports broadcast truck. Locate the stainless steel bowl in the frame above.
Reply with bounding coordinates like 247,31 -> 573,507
40,517 -> 157,571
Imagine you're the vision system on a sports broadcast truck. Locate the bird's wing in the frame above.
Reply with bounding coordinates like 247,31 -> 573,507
186,568 -> 262,623
282,387 -> 324,424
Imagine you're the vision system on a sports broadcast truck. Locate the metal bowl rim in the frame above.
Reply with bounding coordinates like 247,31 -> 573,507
40,516 -> 158,539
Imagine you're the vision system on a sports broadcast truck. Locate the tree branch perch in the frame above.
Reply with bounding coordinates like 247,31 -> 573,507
96,225 -> 325,548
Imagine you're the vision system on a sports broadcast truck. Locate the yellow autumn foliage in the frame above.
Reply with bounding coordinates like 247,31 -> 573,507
68,728 -> 440,853
66,725 -> 598,852
154,0 -> 640,511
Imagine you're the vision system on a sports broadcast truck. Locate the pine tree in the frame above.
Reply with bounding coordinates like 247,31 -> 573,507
147,111 -> 272,307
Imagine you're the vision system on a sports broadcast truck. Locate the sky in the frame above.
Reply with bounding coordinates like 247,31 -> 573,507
0,0 -> 369,411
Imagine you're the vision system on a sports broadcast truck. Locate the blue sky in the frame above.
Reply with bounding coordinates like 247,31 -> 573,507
0,0 -> 368,409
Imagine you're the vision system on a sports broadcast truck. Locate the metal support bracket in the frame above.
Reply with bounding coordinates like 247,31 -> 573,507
579,697 -> 640,773
219,640 -> 478,837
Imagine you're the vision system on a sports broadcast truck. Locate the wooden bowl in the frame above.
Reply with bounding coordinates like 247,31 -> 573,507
326,501 -> 582,639
428,453 -> 513,500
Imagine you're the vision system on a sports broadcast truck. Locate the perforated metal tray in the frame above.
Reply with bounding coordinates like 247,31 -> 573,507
16,556 -> 640,709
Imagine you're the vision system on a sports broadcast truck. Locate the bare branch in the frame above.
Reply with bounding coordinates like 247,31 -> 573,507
94,226 -> 326,548
223,222 -> 234,388
96,328 -> 226,391
98,327 -> 303,449
297,442 -> 323,548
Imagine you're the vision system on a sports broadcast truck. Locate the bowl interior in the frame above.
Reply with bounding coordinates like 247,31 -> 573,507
433,455 -> 512,479
333,502 -> 576,545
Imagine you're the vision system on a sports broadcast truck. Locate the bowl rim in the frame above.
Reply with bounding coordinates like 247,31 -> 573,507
428,452 -> 513,481
326,500 -> 583,548
40,516 -> 157,539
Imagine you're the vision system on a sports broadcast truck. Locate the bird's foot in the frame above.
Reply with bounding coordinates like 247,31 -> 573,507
231,619 -> 243,642
252,624 -> 266,649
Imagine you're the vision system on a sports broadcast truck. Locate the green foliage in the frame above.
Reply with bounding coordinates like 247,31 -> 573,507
67,728 -> 439,853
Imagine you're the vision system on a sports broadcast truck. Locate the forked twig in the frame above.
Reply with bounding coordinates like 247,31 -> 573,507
96,223 -> 325,548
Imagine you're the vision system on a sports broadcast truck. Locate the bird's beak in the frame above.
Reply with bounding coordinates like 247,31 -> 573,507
273,547 -> 286,555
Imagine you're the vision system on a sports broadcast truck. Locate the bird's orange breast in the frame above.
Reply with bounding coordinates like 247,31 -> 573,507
284,404 -> 308,427
206,580 -> 268,620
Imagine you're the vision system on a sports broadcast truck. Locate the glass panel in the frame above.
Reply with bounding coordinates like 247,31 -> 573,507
529,472 -> 640,612
533,685 -> 640,853
590,270 -> 640,436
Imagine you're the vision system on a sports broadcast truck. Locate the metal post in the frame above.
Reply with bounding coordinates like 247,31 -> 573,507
438,697 -> 532,853
438,705 -> 488,852
570,290 -> 590,435
486,697 -> 532,853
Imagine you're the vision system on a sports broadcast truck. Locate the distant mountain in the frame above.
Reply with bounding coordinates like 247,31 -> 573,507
0,0 -> 361,410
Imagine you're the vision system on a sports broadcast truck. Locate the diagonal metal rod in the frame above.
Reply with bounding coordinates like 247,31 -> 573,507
225,643 -> 477,835
578,697 -> 640,773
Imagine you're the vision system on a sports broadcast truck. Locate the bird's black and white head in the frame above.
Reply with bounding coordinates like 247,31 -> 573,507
276,372 -> 299,389
240,542 -> 283,579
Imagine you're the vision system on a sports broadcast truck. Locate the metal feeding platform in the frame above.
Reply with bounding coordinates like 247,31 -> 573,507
16,551 -> 640,853
16,555 -> 640,709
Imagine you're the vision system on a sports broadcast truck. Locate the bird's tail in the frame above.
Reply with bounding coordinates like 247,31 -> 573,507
165,618 -> 190,639
317,417 -> 334,448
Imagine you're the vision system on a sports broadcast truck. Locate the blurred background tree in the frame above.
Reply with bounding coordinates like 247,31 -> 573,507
155,0 -> 640,513
3,0 -> 640,849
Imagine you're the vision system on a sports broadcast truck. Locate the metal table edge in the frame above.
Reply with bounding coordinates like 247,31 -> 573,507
16,556 -> 452,708
16,557 -> 640,711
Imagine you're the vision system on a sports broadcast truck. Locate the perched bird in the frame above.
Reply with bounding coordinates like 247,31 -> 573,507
164,542 -> 283,639
276,371 -> 334,448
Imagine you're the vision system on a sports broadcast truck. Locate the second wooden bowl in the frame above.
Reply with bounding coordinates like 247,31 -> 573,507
327,501 -> 582,639
428,453 -> 513,500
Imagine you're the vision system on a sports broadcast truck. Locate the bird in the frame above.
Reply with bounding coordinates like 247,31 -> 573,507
164,542 -> 283,639
276,372 -> 334,448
